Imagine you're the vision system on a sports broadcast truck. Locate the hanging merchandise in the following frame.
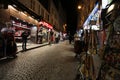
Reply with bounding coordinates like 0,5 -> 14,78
113,16 -> 120,32
97,1 -> 120,78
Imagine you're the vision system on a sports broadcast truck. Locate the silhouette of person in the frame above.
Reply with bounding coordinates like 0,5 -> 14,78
21,30 -> 29,51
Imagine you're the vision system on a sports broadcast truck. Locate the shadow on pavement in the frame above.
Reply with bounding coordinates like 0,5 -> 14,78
0,57 -> 17,65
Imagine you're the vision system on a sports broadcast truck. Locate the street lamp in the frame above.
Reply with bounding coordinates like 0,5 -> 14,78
63,24 -> 67,32
78,5 -> 82,10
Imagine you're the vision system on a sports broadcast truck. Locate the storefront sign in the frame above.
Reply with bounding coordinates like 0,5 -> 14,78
39,21 -> 53,29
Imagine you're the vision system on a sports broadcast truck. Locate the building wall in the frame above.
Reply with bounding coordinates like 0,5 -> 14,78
57,1 -> 66,32
0,0 -> 66,32
0,9 -> 10,30
50,0 -> 66,31
50,0 -> 59,29
0,9 -> 10,25
18,0 -> 50,23
18,0 -> 66,31
77,0 -> 97,30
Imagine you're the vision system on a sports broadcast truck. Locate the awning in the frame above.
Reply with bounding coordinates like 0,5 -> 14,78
39,21 -> 53,29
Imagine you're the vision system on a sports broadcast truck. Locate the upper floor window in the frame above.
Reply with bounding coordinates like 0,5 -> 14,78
38,5 -> 41,15
41,8 -> 44,18
47,15 -> 49,21
30,0 -> 35,11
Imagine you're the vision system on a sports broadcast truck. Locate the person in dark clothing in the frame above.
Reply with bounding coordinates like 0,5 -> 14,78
6,31 -> 17,57
69,35 -> 72,44
0,34 -> 4,57
38,29 -> 43,44
21,30 -> 29,51
49,29 -> 54,44
68,32 -> 72,44
1,22 -> 17,58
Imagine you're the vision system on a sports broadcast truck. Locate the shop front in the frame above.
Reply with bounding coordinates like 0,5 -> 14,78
10,16 -> 38,43
37,21 -> 53,44
7,5 -> 39,44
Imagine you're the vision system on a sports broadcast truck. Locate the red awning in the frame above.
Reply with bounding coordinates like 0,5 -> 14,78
39,21 -> 53,29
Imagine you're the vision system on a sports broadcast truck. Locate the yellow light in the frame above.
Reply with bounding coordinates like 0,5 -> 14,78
64,24 -> 67,26
78,5 -> 82,10
107,4 -> 115,13
8,5 -> 17,11
20,11 -> 27,16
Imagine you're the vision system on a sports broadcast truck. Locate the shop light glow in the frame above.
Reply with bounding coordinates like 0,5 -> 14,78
12,4 -> 17,8
107,4 -> 115,13
78,5 -> 82,10
20,11 -> 27,16
8,5 -> 17,11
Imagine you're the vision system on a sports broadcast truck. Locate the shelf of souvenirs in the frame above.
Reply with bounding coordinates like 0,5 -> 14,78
99,63 -> 120,80
104,49 -> 120,69
98,49 -> 120,79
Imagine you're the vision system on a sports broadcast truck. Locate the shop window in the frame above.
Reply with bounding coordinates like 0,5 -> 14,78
47,15 -> 49,21
51,18 -> 53,24
32,1 -> 35,11
41,8 -> 44,18
30,0 -> 35,11
38,5 -> 41,15
45,13 -> 48,21
30,0 -> 32,9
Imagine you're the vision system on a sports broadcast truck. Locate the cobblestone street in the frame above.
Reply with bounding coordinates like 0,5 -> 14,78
0,41 -> 78,80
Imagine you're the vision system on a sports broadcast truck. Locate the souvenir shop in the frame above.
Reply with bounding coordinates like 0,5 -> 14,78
37,21 -> 53,43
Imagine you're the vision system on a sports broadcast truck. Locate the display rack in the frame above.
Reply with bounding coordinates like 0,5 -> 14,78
77,29 -> 99,80
97,23 -> 120,80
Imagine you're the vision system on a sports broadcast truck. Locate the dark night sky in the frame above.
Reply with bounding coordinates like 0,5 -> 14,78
60,0 -> 78,35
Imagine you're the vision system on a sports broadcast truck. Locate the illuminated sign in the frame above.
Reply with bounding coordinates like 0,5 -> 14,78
39,21 -> 53,29
91,25 -> 100,30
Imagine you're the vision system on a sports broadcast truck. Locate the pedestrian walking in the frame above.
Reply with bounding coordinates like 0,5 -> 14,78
21,30 -> 29,51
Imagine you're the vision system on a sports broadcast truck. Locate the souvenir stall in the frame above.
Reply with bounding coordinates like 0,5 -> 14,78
97,1 -> 120,79
76,3 -> 102,80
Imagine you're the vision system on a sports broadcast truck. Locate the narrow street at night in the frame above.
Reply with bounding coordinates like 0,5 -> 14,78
0,41 -> 78,80
1,0 -> 120,80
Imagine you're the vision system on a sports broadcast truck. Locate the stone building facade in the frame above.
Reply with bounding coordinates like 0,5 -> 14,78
77,0 -> 98,30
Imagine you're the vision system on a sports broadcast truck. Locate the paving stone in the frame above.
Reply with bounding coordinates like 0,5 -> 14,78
0,41 -> 78,80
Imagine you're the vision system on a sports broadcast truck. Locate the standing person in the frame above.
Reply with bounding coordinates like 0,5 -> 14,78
38,29 -> 43,44
1,22 -> 17,58
55,33 -> 59,43
68,32 -> 72,44
49,29 -> 54,44
21,30 -> 29,51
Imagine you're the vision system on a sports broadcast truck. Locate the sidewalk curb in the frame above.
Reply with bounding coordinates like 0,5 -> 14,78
16,43 -> 49,54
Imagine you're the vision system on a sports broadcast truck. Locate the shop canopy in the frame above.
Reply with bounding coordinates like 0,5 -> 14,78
83,3 -> 99,29
39,21 -> 53,29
